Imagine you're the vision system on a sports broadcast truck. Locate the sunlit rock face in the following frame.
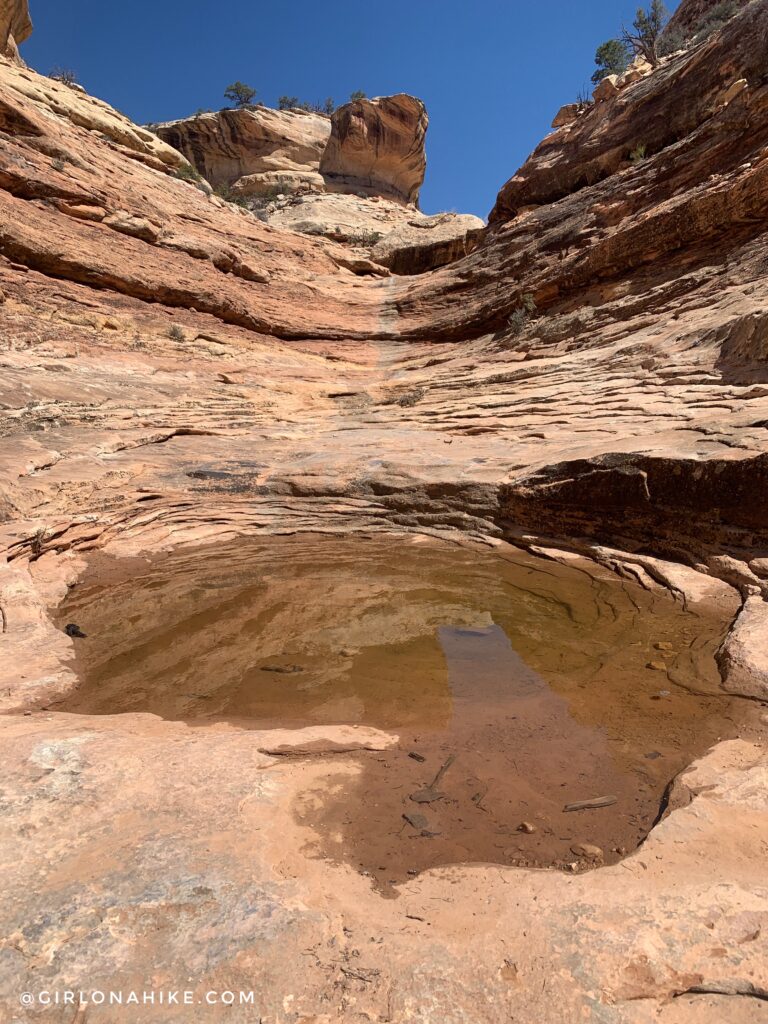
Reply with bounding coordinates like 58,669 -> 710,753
0,0 -> 31,61
154,93 -> 429,208
155,106 -> 331,195
320,93 -> 428,205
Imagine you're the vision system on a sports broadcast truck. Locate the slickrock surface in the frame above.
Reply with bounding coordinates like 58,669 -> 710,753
1,0 -> 768,1019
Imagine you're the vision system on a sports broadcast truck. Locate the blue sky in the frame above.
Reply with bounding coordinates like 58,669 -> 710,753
22,0 -> 680,219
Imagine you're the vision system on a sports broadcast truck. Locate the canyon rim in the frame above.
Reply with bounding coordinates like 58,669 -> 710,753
1,0 -> 768,1022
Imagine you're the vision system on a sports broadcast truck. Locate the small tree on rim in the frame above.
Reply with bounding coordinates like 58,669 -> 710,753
591,39 -> 631,84
622,0 -> 669,67
224,81 -> 257,108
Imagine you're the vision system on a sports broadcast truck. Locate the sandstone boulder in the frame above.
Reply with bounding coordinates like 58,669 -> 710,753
592,73 -> 620,102
320,94 -> 428,206
0,0 -> 31,61
155,106 -> 331,194
551,103 -> 581,129
718,596 -> 768,699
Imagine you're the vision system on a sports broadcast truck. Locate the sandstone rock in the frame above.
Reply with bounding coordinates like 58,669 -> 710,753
592,74 -> 620,102
155,106 -> 331,194
320,94 -> 428,205
719,77 -> 748,107
103,210 -> 161,243
570,842 -> 604,860
0,55 -> 187,169
718,596 -> 768,699
0,0 -> 31,60
551,103 -> 581,129
57,202 -> 107,222
371,211 -> 484,275
260,190 -> 413,242
257,725 -> 398,755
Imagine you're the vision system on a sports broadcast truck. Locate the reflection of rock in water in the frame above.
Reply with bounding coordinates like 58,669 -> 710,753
54,533 -> 740,884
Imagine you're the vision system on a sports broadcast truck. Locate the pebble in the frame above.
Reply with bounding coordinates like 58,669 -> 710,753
654,642 -> 674,651
647,661 -> 667,671
570,842 -> 604,860
517,821 -> 537,834
402,812 -> 428,831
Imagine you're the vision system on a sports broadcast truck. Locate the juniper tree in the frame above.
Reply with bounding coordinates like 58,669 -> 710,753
224,81 -> 257,108
622,0 -> 669,66
591,39 -> 631,84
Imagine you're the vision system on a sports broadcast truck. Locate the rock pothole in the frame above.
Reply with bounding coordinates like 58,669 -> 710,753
50,532 -> 748,888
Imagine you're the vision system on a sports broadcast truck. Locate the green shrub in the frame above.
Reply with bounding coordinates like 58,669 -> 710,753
629,142 -> 647,163
214,184 -> 250,207
693,1 -> 739,41
349,90 -> 367,102
507,293 -> 537,336
346,230 -> 384,246
174,163 -> 203,182
657,26 -> 685,54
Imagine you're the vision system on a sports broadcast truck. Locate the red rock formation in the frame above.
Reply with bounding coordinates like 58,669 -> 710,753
155,106 -> 331,195
320,94 -> 428,205
0,0 -> 31,60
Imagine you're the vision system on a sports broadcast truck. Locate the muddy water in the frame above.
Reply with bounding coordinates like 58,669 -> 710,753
53,533 -> 745,886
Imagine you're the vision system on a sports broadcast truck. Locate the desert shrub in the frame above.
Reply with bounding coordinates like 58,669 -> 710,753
346,230 -> 384,246
657,26 -> 686,54
49,66 -> 79,87
214,184 -> 249,207
693,1 -> 739,41
349,90 -> 367,102
278,96 -> 336,115
507,293 -> 537,336
621,0 -> 669,66
591,39 -> 631,84
168,325 -> 185,342
174,163 -> 203,182
629,142 -> 647,163
51,157 -> 66,172
224,81 -> 257,108
394,388 -> 426,407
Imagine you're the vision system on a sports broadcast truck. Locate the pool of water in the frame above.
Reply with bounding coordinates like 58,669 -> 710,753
52,533 -> 744,885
